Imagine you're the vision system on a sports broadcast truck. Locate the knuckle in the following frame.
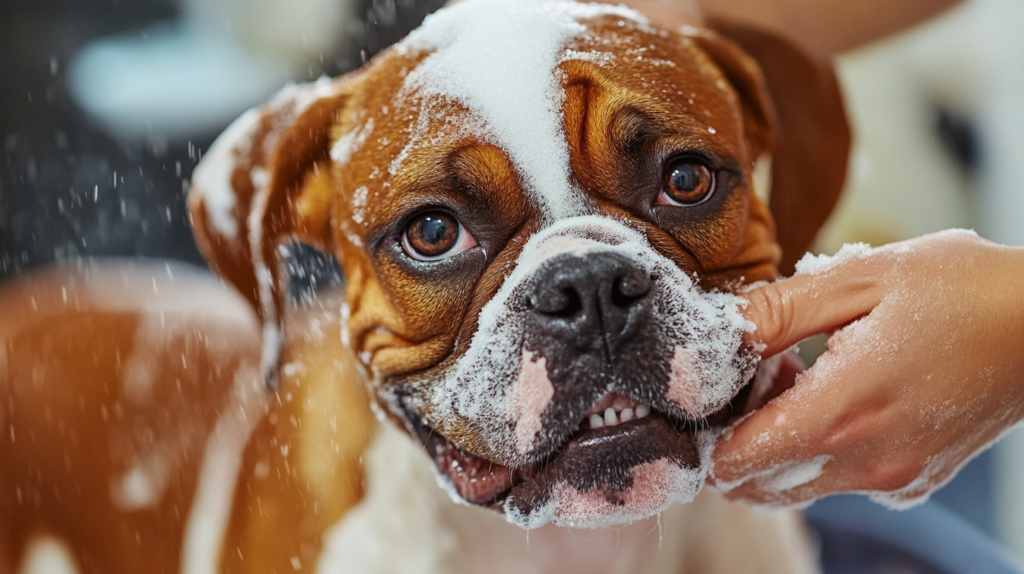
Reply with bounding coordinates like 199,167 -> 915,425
746,284 -> 794,352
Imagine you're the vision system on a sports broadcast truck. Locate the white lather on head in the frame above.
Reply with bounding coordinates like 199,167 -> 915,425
393,0 -> 650,219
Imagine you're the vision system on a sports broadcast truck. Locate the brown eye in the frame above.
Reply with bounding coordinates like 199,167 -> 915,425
658,159 -> 715,206
402,212 -> 477,261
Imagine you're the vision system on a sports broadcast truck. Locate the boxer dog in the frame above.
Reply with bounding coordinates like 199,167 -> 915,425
1,0 -> 848,572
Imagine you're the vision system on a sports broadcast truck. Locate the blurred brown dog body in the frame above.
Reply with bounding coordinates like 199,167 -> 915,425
2,1 -> 848,572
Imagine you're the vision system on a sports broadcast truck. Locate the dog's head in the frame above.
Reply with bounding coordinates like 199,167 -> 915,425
188,0 -> 848,529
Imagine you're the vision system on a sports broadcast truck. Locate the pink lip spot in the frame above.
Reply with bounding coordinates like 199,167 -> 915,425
666,346 -> 702,416
554,485 -> 609,524
509,350 -> 554,455
624,459 -> 674,508
553,459 -> 676,525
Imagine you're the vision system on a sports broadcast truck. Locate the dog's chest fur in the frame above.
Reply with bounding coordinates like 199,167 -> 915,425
315,423 -> 817,574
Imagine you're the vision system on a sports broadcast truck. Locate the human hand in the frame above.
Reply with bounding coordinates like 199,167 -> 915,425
710,230 -> 1024,508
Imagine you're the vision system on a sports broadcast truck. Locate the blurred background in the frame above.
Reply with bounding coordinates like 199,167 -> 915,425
0,0 -> 1021,565
0,0 -> 445,278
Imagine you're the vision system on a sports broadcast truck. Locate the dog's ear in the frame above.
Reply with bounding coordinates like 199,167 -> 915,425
691,19 -> 851,275
188,79 -> 349,385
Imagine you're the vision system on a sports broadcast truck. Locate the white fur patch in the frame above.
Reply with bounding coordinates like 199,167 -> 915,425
330,117 -> 374,168
191,108 -> 261,239
180,365 -> 265,574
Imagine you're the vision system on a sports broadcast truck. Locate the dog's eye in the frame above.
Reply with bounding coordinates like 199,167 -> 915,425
657,158 -> 715,206
402,212 -> 478,261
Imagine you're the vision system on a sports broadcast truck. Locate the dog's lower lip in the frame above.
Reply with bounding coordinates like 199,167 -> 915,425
505,414 -> 701,517
409,410 -> 689,507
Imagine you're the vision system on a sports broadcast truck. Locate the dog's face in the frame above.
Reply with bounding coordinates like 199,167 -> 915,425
188,0 -> 848,529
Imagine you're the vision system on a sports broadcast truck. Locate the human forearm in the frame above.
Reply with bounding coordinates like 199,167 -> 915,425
600,0 -> 965,55
697,0 -> 964,54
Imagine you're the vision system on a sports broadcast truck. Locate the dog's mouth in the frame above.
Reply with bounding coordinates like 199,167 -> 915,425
407,392 -> 704,513
400,349 -> 804,525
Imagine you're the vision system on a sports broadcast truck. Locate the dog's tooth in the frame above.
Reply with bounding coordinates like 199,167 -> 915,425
636,404 -> 650,418
589,414 -> 605,429
620,408 -> 634,422
604,408 -> 618,427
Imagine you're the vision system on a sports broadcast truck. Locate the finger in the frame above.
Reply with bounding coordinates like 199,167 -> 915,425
711,388 -> 817,485
742,257 -> 885,357
717,442 -> 946,507
715,458 -> 849,506
712,314 -> 889,483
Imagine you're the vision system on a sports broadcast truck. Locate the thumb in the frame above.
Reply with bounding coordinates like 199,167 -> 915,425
742,257 -> 885,357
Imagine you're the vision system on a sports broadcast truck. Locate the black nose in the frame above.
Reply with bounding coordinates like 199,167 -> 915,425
525,252 -> 651,352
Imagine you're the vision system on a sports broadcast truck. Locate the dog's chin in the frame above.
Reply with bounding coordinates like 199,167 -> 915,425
406,395 -> 707,529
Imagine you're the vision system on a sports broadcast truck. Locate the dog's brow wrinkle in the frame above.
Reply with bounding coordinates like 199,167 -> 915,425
612,108 -> 656,149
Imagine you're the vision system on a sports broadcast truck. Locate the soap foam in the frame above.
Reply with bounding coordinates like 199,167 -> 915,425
793,242 -> 872,276
793,229 -> 979,277
719,456 -> 831,498
191,108 -> 261,239
392,0 -> 648,219
330,116 -> 374,168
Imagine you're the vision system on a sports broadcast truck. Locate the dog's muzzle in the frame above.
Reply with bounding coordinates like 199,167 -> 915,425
396,218 -> 759,528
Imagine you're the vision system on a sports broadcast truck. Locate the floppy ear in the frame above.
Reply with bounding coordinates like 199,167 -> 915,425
188,79 -> 348,385
692,19 -> 852,275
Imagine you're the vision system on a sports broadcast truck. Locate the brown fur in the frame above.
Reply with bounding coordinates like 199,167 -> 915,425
0,265 -> 260,572
1,265 -> 373,573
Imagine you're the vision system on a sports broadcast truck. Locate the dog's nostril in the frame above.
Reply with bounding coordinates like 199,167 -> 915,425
611,274 -> 650,308
532,286 -> 581,317
553,288 -> 583,317
531,286 -> 583,317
